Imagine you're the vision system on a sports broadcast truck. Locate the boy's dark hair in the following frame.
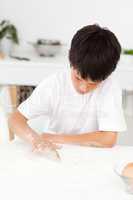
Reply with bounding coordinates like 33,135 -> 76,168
69,24 -> 121,81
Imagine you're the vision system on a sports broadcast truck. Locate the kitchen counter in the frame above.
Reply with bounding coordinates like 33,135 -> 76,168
0,53 -> 69,86
0,140 -> 133,200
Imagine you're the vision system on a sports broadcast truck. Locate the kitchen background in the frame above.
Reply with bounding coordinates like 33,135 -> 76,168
0,0 -> 133,145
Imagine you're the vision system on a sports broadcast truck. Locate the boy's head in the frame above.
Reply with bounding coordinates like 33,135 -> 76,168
69,24 -> 121,94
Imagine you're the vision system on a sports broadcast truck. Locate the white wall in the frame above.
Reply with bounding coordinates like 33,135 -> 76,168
0,0 -> 133,47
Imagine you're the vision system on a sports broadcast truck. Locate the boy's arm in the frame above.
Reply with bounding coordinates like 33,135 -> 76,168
41,131 -> 117,148
8,110 -> 59,150
8,110 -> 39,145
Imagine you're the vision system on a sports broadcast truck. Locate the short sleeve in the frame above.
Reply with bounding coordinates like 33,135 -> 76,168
97,77 -> 127,132
18,76 -> 54,120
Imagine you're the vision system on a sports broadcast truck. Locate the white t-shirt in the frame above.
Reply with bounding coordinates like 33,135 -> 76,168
18,68 -> 127,134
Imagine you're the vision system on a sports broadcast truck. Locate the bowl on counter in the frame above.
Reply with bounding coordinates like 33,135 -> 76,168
114,161 -> 133,194
29,39 -> 62,57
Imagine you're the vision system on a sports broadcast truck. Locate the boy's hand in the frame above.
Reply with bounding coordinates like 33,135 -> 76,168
30,134 -> 61,160
40,134 -> 62,149
31,135 -> 61,152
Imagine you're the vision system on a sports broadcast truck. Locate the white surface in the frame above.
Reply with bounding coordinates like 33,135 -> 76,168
0,140 -> 133,200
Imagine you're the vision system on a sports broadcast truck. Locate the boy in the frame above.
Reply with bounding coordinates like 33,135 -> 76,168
9,24 -> 126,152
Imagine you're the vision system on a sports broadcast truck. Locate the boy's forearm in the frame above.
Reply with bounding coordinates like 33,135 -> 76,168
8,111 -> 39,145
42,131 -> 117,148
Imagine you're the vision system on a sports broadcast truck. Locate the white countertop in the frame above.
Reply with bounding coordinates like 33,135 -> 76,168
0,140 -> 133,200
0,50 -> 69,85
